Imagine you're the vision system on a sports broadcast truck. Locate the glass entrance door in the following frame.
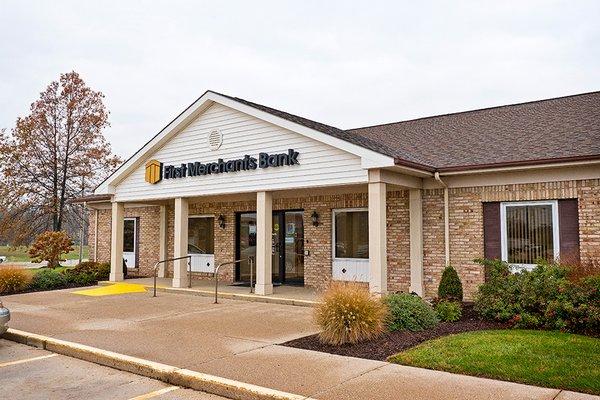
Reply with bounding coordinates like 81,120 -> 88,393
236,210 -> 304,285
282,211 -> 304,284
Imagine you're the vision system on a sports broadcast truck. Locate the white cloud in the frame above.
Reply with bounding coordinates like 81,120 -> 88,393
1,0 -> 599,157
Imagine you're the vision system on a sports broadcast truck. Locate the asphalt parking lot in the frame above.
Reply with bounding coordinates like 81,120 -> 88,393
0,339 -> 227,400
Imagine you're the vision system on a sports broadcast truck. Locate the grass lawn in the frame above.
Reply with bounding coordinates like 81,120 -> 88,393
0,245 -> 88,262
389,330 -> 600,395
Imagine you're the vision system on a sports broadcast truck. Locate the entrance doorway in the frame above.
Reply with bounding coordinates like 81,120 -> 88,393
236,210 -> 304,285
123,218 -> 138,268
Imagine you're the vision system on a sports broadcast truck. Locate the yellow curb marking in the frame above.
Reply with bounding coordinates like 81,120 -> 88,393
128,386 -> 179,399
0,353 -> 57,368
73,282 -> 147,297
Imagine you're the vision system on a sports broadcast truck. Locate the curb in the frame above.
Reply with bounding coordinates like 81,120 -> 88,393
98,281 -> 318,308
3,328 -> 313,400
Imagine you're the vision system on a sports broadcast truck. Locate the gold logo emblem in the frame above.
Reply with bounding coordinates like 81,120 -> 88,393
145,160 -> 162,184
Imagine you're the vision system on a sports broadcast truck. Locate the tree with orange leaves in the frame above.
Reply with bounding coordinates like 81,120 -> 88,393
0,72 -> 121,245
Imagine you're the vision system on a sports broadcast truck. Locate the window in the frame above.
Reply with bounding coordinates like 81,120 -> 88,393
188,217 -> 214,254
333,209 -> 369,259
501,201 -> 559,269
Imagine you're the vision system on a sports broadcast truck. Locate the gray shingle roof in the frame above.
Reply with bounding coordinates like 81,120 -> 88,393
219,91 -> 600,172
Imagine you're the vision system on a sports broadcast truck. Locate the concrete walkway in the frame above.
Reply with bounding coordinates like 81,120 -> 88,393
115,277 -> 320,305
1,288 -> 597,400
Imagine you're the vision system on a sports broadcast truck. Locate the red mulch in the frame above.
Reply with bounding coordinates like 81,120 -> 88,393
282,305 -> 509,361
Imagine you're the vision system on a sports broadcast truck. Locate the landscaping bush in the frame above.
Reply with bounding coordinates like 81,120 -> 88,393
29,269 -> 67,291
438,265 -> 463,301
315,282 -> 388,345
0,267 -> 32,294
474,259 -> 600,335
28,231 -> 73,268
64,271 -> 97,286
70,261 -> 110,281
384,293 -> 438,332
435,300 -> 462,322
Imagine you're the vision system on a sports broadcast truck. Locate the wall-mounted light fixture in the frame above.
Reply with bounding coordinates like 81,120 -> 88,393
311,211 -> 320,227
218,214 -> 225,229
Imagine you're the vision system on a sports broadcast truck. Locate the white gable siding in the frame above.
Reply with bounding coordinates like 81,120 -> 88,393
114,103 -> 367,201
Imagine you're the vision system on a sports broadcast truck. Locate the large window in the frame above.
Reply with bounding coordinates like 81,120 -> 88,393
188,216 -> 214,254
333,209 -> 369,259
123,219 -> 136,253
501,201 -> 559,269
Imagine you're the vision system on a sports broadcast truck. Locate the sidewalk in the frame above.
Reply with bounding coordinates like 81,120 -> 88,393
2,288 -> 597,400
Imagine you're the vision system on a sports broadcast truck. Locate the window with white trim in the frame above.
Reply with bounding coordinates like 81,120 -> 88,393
188,216 -> 214,254
500,200 -> 559,270
333,209 -> 369,259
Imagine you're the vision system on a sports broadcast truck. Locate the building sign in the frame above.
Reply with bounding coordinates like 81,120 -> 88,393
144,149 -> 299,184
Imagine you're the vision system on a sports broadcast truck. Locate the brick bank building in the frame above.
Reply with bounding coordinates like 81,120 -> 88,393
81,91 -> 600,300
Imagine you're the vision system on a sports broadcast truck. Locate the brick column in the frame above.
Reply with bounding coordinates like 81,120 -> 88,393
409,189 -> 424,296
255,191 -> 273,295
369,181 -> 387,294
109,202 -> 124,282
173,197 -> 189,288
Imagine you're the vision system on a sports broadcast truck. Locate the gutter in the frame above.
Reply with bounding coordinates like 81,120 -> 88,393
434,172 -> 450,267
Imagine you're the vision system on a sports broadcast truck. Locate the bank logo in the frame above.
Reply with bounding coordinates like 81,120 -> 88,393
145,159 -> 163,184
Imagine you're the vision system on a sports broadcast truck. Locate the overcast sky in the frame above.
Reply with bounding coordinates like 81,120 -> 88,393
1,0 -> 599,158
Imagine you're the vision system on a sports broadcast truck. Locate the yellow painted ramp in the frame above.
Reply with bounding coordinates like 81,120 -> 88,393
73,283 -> 147,297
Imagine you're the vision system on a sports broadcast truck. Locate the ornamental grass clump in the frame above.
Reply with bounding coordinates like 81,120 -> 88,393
0,266 -> 32,294
315,282 -> 388,345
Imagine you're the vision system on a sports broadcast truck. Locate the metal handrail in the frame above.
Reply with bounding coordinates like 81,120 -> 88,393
214,258 -> 247,304
152,255 -> 191,297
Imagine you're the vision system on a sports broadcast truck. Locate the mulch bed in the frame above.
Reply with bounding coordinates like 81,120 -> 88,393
282,304 -> 509,361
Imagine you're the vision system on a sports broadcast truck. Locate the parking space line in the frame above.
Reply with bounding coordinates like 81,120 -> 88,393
128,386 -> 180,400
0,353 -> 58,368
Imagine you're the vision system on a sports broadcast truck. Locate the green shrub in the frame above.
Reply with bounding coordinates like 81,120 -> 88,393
64,271 -> 97,286
474,259 -> 600,335
29,269 -> 67,291
70,261 -> 110,281
0,267 -> 32,294
315,282 -> 389,345
435,300 -> 462,322
384,293 -> 438,332
438,265 -> 463,301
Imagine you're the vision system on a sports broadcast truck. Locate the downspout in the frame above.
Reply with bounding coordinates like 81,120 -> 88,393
434,172 -> 450,266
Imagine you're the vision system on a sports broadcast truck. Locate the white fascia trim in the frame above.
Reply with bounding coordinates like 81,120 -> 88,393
95,91 -> 395,194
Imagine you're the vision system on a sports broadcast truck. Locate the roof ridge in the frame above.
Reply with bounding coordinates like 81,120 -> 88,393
347,90 -> 600,132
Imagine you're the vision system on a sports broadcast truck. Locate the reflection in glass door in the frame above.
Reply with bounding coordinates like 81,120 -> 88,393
236,210 -> 304,285
283,211 -> 304,284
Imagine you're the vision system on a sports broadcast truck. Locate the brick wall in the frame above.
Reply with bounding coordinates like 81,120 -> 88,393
422,178 -> 600,300
88,206 -> 161,276
162,190 -> 411,291
88,178 -> 600,300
